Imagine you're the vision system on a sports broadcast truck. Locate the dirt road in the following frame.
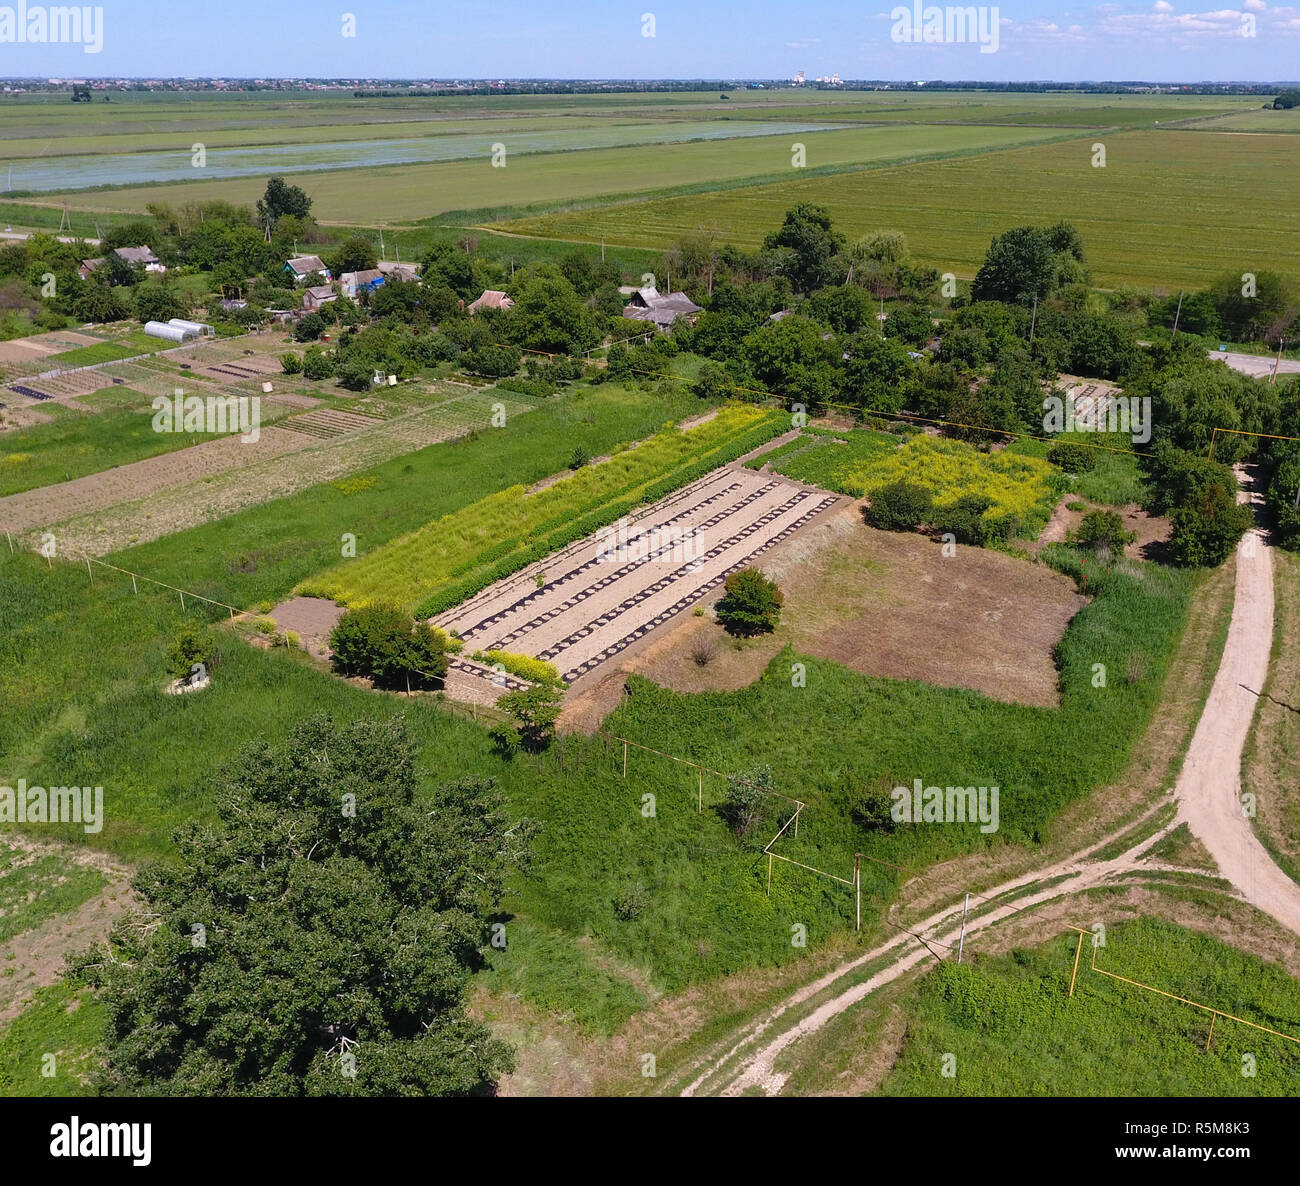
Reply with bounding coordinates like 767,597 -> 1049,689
1174,468 -> 1300,933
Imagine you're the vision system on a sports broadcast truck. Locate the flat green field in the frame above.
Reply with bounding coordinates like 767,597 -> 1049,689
499,130 -> 1300,288
40,123 -> 1070,224
882,919 -> 1300,1095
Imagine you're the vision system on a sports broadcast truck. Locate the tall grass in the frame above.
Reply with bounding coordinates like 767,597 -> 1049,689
299,405 -> 782,612
108,382 -> 708,611
881,919 -> 1300,1095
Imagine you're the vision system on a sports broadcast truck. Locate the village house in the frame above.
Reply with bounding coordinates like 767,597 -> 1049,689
283,255 -> 332,285
339,268 -> 385,300
466,289 -> 515,315
78,245 -> 166,280
622,285 -> 702,332
377,261 -> 421,283
302,284 -> 337,311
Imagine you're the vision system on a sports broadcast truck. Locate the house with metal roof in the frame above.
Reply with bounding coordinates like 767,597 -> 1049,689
622,285 -> 702,332
284,255 -> 332,284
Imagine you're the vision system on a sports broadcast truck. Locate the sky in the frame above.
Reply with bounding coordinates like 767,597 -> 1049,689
2,1 -> 1297,82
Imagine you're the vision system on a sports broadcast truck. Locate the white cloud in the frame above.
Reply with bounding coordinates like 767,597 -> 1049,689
1153,1 -> 1175,12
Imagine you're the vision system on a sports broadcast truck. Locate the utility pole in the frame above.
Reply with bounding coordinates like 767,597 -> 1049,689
854,853 -> 862,933
1171,290 -> 1185,341
957,893 -> 970,963
600,237 -> 605,262
1029,294 -> 1039,343
1271,336 -> 1286,385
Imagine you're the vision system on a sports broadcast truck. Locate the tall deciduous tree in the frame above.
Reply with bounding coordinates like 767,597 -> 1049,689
76,716 -> 527,1097
257,176 -> 313,227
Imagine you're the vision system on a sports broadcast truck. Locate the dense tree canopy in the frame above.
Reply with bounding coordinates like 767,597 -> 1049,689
77,716 -> 530,1097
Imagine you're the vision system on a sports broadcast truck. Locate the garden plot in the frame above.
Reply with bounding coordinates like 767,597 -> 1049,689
437,466 -> 843,688
31,392 -> 534,555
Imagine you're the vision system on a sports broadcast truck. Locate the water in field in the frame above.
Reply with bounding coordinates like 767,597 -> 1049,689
5,120 -> 842,193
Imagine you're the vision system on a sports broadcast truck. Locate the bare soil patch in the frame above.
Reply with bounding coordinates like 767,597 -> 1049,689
270,596 -> 345,660
0,835 -> 134,1025
610,506 -> 1086,710
1035,495 -> 1171,561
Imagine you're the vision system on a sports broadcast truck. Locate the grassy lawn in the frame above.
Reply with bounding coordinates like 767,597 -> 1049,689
0,398 -> 231,497
0,980 -> 106,1097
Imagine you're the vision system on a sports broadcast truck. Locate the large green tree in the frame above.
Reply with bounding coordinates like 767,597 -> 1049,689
77,716 -> 527,1096
257,176 -> 313,227
762,203 -> 844,293
972,223 -> 1087,307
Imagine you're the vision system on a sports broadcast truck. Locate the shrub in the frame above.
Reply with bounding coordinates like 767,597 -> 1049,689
717,765 -> 775,849
1047,441 -> 1098,473
569,445 -> 589,470
473,649 -> 564,688
165,623 -> 213,681
1074,509 -> 1136,553
1169,487 -> 1253,567
461,344 -> 521,379
614,883 -> 650,921
689,638 -> 718,666
932,493 -> 993,545
280,351 -> 302,375
715,567 -> 783,637
865,479 -> 933,531
328,604 -> 448,690
850,784 -> 897,834
294,312 -> 326,342
300,346 -> 333,381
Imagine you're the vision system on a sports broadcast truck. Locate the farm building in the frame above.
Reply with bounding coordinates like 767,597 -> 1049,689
302,284 -> 337,310
467,289 -> 515,314
168,318 -> 214,338
143,320 -> 192,343
340,268 -> 385,299
77,257 -> 105,280
623,285 -> 702,332
377,260 -> 420,283
115,245 -> 166,272
284,255 -> 332,284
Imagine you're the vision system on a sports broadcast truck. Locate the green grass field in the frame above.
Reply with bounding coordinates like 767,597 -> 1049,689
0,980 -> 106,1097
39,124 -> 1070,224
0,398 -> 236,497
881,919 -> 1300,1095
497,130 -> 1300,288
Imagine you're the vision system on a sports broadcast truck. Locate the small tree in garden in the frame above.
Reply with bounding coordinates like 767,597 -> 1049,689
718,764 -> 775,848
329,604 -> 448,691
491,685 -> 563,753
716,567 -> 783,636
1074,509 -> 1135,554
165,622 -> 215,681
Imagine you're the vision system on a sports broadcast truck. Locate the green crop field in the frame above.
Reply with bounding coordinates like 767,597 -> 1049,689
38,123 -> 1070,225
881,919 -> 1300,1095
497,130 -> 1300,289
